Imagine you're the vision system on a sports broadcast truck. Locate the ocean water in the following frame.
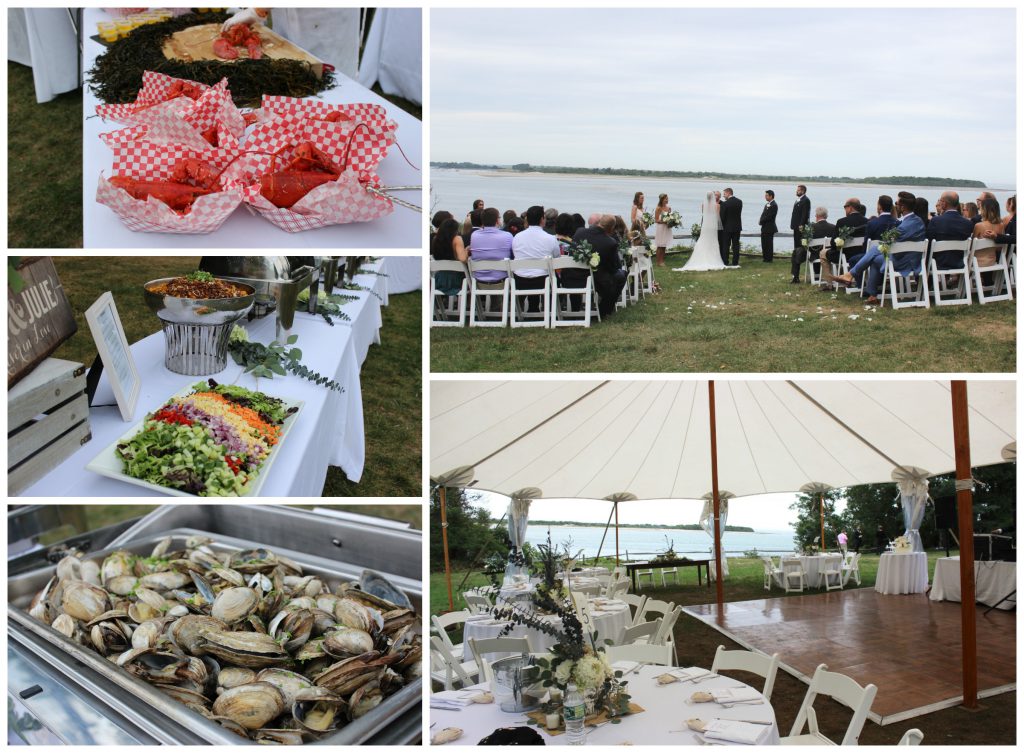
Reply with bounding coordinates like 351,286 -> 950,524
431,169 -> 1014,244
525,523 -> 796,560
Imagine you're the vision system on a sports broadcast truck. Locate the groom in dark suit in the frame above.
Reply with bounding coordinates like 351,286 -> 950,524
790,184 -> 812,283
719,188 -> 743,265
759,190 -> 778,262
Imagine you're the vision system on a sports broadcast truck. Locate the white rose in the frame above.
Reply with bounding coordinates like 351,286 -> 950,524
554,660 -> 574,684
589,253 -> 600,268
836,238 -> 845,247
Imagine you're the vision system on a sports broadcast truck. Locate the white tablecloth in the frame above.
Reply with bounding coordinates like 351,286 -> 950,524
19,269 -> 390,497
81,8 -> 422,249
930,556 -> 1017,609
8,8 -> 80,103
357,8 -> 422,105
431,664 -> 780,745
875,552 -> 929,595
774,553 -> 843,587
380,256 -> 422,294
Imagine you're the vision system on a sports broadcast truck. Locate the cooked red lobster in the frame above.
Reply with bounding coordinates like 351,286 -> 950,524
213,24 -> 263,60
259,142 -> 341,209
109,158 -> 223,214
166,80 -> 204,101
309,111 -> 351,123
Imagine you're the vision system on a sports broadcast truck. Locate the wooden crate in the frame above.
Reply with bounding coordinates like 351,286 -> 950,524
8,358 -> 92,496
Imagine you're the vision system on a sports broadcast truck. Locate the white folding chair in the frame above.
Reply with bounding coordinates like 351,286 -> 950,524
468,636 -> 533,684
651,605 -> 682,664
782,663 -> 877,746
508,257 -> 552,328
711,645 -> 781,700
969,237 -> 1013,304
1008,244 -> 1016,291
806,237 -> 831,284
898,728 -> 924,745
841,552 -> 862,587
604,641 -> 672,667
780,558 -> 806,593
431,609 -> 471,660
616,618 -> 662,646
928,239 -> 972,306
549,256 -> 600,327
626,250 -> 650,302
621,593 -> 648,624
636,598 -> 675,623
660,566 -> 679,586
879,241 -> 930,309
761,556 -> 781,591
463,592 -> 492,615
430,260 -> 469,326
633,561 -> 655,588
429,635 -> 479,690
605,578 -> 629,599
818,557 -> 843,591
840,240 -> 870,296
467,259 -> 510,327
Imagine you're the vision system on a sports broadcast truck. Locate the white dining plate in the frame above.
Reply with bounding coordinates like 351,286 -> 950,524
85,384 -> 303,497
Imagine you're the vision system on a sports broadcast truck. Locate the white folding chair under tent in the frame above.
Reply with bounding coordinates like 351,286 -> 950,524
711,645 -> 781,700
431,609 -> 471,660
898,728 -> 924,745
604,641 -> 672,667
782,663 -> 877,746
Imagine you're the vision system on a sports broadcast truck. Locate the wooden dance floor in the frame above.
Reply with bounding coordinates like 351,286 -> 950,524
683,588 -> 1016,725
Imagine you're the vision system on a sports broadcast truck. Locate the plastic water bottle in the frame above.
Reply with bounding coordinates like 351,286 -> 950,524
563,682 -> 586,745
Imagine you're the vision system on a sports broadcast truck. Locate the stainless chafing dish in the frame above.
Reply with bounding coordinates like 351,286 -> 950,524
7,505 -> 422,746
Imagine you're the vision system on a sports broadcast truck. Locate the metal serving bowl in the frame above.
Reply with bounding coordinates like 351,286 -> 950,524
144,278 -> 256,326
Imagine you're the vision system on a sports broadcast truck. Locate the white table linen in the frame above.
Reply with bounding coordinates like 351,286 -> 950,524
773,553 -> 842,588
380,255 -> 422,294
930,556 -> 1016,609
81,8 -> 422,249
8,8 -> 80,103
357,8 -> 422,105
20,280 -> 387,497
875,552 -> 929,595
430,663 -> 780,745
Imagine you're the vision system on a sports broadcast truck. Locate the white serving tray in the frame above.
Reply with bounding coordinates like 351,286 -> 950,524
85,384 -> 303,497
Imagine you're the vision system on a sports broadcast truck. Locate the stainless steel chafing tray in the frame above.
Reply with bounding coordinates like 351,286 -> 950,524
8,505 -> 422,746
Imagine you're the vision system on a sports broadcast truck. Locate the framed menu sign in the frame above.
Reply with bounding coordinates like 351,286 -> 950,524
7,256 -> 78,388
84,292 -> 140,422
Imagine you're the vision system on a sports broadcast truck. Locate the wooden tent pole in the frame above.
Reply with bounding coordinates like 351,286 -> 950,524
615,502 -> 620,566
951,381 -> 977,708
440,486 -> 454,611
708,381 -> 724,609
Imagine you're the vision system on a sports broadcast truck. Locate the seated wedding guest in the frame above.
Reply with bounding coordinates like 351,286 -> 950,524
811,206 -> 836,239
430,210 -> 454,245
914,196 -> 930,226
512,205 -> 561,311
984,195 -> 1016,244
430,218 -> 468,295
555,213 -> 576,253
961,201 -> 979,221
544,207 -> 559,235
461,209 -> 483,247
502,209 -> 518,229
505,216 -> 525,235
612,215 -> 629,243
972,198 -> 1003,267
572,213 -> 586,232
972,191 -> 996,223
821,198 -> 866,285
472,198 -> 484,212
835,192 -> 925,304
927,191 -> 973,269
469,208 -> 513,284
574,214 -> 626,317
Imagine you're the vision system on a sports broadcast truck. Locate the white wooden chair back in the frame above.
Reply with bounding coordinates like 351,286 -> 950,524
784,663 -> 878,746
780,558 -> 805,593
711,645 -> 781,700
549,256 -> 599,327
841,552 -> 862,586
880,240 -> 930,309
604,641 -> 672,667
605,578 -> 630,599
928,239 -> 972,307
820,557 -> 843,591
463,592 -> 492,615
760,556 -> 778,590
969,237 -> 1013,303
898,728 -> 924,745
508,257 -> 552,328
431,610 -> 470,654
618,618 -> 661,646
430,635 -> 478,690
637,598 -> 675,625
806,237 -> 831,284
467,258 -> 510,327
430,259 -> 469,326
621,593 -> 648,624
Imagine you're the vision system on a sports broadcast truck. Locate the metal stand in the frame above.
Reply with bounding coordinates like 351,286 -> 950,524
984,589 -> 1015,614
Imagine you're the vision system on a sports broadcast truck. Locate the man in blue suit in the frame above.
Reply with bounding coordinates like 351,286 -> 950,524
835,192 -> 925,304
927,191 -> 974,269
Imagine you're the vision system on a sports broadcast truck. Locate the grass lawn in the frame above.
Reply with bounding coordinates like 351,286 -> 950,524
8,63 -> 83,248
430,549 -> 1016,745
49,257 -> 420,498
430,249 -> 1016,373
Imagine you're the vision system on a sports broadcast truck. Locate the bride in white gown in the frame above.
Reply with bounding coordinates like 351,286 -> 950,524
673,191 -> 735,271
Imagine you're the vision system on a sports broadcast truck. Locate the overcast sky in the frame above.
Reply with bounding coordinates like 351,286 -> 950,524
431,8 -> 1017,187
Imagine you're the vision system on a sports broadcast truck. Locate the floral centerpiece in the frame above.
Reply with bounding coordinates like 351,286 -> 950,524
892,535 -> 912,553
661,210 -> 682,229
690,222 -> 702,241
877,227 -> 901,257
568,239 -> 600,269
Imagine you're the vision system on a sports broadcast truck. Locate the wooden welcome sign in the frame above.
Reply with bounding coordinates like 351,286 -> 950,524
8,257 -> 78,388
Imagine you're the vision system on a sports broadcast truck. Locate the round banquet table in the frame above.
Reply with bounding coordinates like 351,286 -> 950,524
18,261 -> 396,497
874,552 -> 929,595
81,8 -> 422,249
774,553 -> 842,588
930,556 -> 1017,609
430,663 -> 780,745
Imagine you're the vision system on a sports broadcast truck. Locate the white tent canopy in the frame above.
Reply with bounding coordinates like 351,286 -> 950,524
431,380 -> 1015,500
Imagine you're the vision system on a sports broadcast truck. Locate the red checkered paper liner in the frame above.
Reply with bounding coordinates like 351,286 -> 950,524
261,96 -> 397,142
95,71 -> 212,125
96,139 -> 244,233
242,170 -> 393,233
182,78 -> 247,140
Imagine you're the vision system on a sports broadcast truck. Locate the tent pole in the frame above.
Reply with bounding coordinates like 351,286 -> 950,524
615,502 -> 620,566
595,504 -> 616,564
708,381 -> 724,610
820,494 -> 826,551
951,381 -> 977,709
440,486 -> 454,612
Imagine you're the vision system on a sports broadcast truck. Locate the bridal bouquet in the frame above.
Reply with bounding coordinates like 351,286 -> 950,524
877,227 -> 901,257
641,211 -> 654,227
661,210 -> 682,229
568,239 -> 600,268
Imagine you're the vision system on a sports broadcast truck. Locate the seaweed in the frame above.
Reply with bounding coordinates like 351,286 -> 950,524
88,12 -> 335,108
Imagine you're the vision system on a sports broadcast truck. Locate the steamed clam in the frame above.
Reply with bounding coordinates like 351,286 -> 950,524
24,535 -> 420,743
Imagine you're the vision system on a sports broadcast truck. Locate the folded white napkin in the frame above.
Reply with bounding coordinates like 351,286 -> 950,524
611,660 -> 638,672
702,719 -> 769,745
711,687 -> 762,704
675,666 -> 712,681
431,690 -> 475,706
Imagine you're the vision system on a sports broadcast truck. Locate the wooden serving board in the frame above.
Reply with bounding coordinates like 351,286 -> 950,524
527,702 -> 645,736
161,23 -> 324,78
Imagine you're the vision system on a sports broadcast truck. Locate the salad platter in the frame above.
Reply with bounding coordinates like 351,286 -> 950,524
86,379 -> 302,497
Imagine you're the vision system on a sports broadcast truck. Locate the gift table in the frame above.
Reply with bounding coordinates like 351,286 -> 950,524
18,264 -> 395,497
81,8 -> 422,249
430,663 -> 780,745
874,551 -> 929,595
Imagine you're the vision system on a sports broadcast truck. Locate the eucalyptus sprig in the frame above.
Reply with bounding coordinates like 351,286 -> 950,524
227,332 -> 345,393
341,281 -> 385,304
